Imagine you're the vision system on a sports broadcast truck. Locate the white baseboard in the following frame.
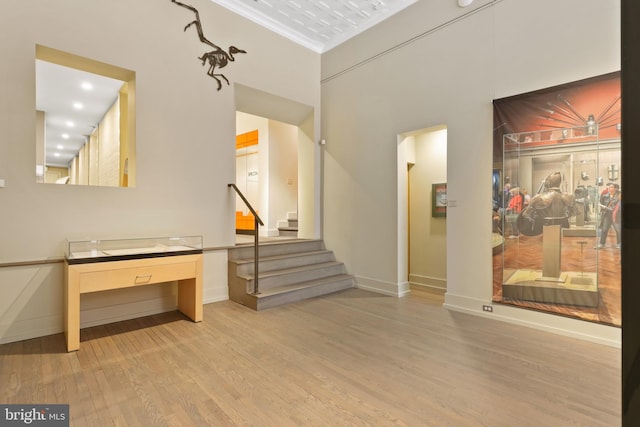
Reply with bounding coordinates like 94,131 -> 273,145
0,314 -> 63,345
409,274 -> 446,292
355,275 -> 410,297
443,292 -> 621,347
410,283 -> 446,296
204,290 -> 229,304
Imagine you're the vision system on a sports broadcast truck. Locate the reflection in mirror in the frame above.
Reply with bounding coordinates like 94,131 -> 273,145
35,45 -> 136,187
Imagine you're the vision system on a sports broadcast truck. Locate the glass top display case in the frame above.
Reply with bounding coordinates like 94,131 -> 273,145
65,236 -> 203,264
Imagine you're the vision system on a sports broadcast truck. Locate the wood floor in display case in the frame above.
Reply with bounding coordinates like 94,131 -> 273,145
493,232 -> 621,326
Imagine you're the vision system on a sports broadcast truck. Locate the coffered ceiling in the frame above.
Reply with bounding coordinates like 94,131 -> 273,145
210,0 -> 418,53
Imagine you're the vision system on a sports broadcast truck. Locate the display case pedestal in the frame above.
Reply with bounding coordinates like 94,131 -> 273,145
503,268 -> 598,307
541,224 -> 562,279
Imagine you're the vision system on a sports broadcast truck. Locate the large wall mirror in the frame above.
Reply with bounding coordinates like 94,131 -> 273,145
35,45 -> 136,187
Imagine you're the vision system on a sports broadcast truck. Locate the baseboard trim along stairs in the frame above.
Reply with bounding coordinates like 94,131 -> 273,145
228,239 -> 355,310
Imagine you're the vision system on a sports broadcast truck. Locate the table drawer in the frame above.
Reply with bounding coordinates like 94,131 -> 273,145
78,259 -> 197,293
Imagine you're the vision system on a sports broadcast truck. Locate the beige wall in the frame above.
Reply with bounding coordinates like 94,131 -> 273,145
89,132 -> 99,185
35,111 -> 45,183
67,97 -> 121,187
408,128 -> 447,292
0,0 -> 621,347
268,120 -> 298,235
98,99 -> 120,187
44,166 -> 68,184
0,0 -> 320,344
321,0 -> 620,345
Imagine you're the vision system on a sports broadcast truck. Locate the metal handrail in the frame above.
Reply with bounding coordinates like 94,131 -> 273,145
228,183 -> 264,294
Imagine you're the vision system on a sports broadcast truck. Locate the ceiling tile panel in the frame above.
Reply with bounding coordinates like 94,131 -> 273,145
210,0 -> 418,52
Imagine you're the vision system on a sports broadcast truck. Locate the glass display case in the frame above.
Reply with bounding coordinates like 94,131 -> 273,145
498,125 -> 621,308
65,236 -> 203,264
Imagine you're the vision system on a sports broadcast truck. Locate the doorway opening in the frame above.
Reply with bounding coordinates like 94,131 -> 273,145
398,125 -> 448,296
233,84 -> 318,243
235,114 -> 298,238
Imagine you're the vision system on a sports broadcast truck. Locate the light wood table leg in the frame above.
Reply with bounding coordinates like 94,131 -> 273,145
178,256 -> 203,321
65,262 -> 80,352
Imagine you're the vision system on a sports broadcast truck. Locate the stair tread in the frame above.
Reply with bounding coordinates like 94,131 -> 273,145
238,261 -> 344,280
231,239 -> 320,251
254,274 -> 354,298
228,239 -> 353,310
231,249 -> 331,264
277,226 -> 298,231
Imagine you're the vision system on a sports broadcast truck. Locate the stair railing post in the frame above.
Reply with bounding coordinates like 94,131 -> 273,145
253,217 -> 260,295
228,183 -> 263,296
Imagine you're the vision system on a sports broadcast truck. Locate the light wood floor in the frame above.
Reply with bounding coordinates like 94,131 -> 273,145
0,288 -> 620,426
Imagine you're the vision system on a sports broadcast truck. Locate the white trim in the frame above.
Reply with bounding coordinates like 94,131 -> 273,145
0,292 -> 229,346
356,275 -> 410,297
204,290 -> 229,304
443,293 -> 621,348
410,282 -> 446,295
0,314 -> 62,345
409,273 -> 446,290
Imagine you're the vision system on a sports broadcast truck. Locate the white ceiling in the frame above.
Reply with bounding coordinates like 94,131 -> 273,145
210,0 -> 419,53
36,60 -> 124,168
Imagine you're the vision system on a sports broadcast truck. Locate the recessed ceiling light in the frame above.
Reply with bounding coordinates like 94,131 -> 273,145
66,121 -> 74,127
73,102 -> 83,109
57,144 -> 64,150
61,133 -> 69,139
54,153 -> 60,157
81,82 -> 93,90
458,0 -> 474,7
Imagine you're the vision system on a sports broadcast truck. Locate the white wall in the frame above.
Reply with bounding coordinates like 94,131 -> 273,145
321,0 -> 620,346
0,0 -> 320,344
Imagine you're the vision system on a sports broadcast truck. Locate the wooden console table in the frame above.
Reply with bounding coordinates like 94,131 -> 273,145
64,253 -> 203,352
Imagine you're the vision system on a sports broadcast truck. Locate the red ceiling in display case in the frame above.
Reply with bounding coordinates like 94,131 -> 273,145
494,72 -> 621,152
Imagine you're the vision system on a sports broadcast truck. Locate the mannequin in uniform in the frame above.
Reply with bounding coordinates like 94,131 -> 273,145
517,172 -> 578,236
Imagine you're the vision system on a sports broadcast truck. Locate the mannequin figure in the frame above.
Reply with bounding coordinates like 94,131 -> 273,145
517,172 -> 579,236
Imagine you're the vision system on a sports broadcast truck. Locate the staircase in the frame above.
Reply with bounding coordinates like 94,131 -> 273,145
277,212 -> 298,237
228,239 -> 355,310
